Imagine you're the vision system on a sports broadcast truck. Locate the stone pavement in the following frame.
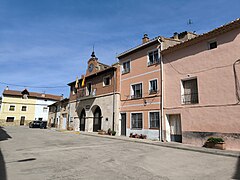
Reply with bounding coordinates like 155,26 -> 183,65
58,130 -> 240,158
1,126 -> 240,180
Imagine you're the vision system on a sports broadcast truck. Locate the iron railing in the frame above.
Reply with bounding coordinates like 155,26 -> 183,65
182,93 -> 199,104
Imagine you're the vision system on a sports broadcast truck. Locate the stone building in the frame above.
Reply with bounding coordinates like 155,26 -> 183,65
48,98 -> 69,130
68,52 -> 120,134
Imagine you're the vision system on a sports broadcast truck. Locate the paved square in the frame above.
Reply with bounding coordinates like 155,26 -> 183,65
0,126 -> 239,180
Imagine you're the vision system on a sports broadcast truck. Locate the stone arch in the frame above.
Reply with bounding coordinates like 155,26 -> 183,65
91,105 -> 102,132
79,108 -> 86,131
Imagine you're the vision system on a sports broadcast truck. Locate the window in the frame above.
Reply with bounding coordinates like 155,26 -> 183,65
122,61 -> 130,74
6,117 -> 14,122
86,82 -> 92,96
149,112 -> 159,128
131,83 -> 142,99
208,41 -> 217,49
21,106 -> 27,111
103,76 -> 111,86
43,107 -> 48,112
149,79 -> 158,94
148,50 -> 159,66
9,105 -> 15,111
131,113 -> 142,129
182,78 -> 199,104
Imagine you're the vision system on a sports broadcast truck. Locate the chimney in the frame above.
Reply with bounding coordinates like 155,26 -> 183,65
61,94 -> 64,100
41,92 -> 46,97
173,32 -> 178,40
142,34 -> 149,44
5,86 -> 9,90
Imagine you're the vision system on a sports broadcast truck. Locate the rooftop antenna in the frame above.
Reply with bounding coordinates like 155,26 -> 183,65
187,19 -> 196,33
187,19 -> 193,25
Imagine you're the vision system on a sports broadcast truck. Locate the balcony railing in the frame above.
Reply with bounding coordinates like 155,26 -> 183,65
182,93 -> 199,104
149,89 -> 158,94
148,58 -> 160,66
122,68 -> 130,74
76,88 -> 96,100
131,94 -> 142,99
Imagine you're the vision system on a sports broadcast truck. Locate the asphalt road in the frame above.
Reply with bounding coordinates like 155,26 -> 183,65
0,126 -> 239,180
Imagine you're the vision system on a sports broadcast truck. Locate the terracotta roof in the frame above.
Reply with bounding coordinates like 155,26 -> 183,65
116,37 -> 160,58
161,18 -> 240,55
68,66 -> 116,86
3,89 -> 62,101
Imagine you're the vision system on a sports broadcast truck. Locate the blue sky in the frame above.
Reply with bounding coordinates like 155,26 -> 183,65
0,0 -> 239,97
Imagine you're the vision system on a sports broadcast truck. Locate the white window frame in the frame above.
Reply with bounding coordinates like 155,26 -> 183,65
208,39 -> 217,50
130,82 -> 143,99
86,82 -> 92,96
121,59 -> 131,74
130,112 -> 144,130
149,78 -> 158,94
9,104 -> 16,111
181,77 -> 199,105
6,116 -> 15,122
20,115 -> 26,121
21,105 -> 27,112
147,48 -> 160,66
103,75 -> 111,87
148,111 -> 160,129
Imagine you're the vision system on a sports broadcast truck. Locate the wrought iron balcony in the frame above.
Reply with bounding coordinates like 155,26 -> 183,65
131,94 -> 142,99
182,93 -> 199,104
76,88 -> 96,100
148,58 -> 160,66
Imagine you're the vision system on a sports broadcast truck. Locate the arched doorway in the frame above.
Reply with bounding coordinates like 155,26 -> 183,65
93,106 -> 102,132
79,109 -> 86,131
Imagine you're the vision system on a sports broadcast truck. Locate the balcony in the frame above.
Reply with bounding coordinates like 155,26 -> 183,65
131,94 -> 142,99
148,58 -> 160,66
76,88 -> 96,100
182,93 -> 199,104
122,68 -> 130,74
149,89 -> 158,95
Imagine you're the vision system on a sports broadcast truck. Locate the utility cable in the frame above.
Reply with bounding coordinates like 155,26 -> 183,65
0,81 -> 68,89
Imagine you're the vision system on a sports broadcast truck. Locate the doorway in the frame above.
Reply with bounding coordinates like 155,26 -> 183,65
79,109 -> 86,131
166,114 -> 182,143
20,116 -> 25,126
93,106 -> 102,132
121,113 -> 126,136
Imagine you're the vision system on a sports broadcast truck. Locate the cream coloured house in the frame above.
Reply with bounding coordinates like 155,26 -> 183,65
0,88 -> 62,126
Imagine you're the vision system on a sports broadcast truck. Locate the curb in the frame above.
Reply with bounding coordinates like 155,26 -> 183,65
53,129 -> 240,158
79,132 -> 240,158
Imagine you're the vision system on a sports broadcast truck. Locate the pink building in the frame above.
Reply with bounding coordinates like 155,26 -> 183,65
117,33 -> 195,139
162,19 -> 240,150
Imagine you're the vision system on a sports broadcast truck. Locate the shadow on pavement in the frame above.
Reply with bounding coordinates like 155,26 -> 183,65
0,150 -> 6,180
232,157 -> 240,179
0,126 -> 11,141
0,126 -> 11,180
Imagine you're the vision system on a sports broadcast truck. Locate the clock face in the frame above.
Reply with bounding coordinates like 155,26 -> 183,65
89,63 -> 94,72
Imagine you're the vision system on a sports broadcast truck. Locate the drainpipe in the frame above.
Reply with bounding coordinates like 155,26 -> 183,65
112,67 -> 116,132
158,38 -> 164,142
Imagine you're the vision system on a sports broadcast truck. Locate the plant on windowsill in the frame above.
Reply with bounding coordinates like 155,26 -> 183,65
203,137 -> 226,150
